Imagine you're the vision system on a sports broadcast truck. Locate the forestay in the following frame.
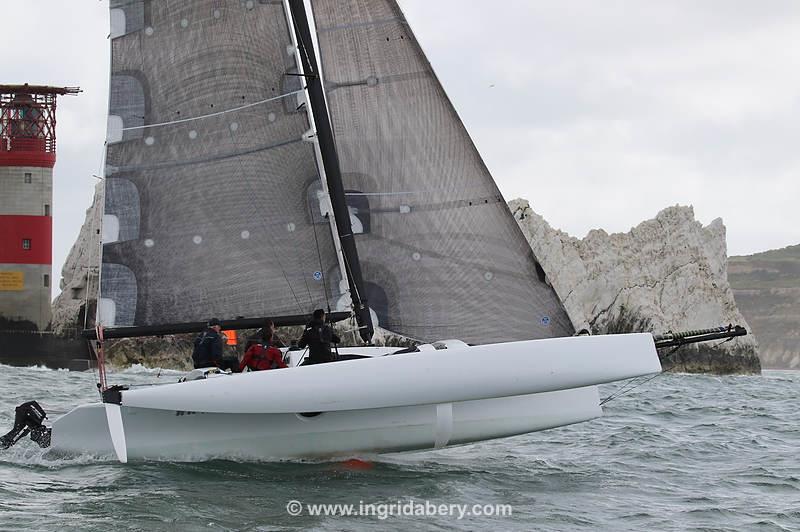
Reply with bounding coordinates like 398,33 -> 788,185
311,0 -> 574,343
100,1 -> 341,328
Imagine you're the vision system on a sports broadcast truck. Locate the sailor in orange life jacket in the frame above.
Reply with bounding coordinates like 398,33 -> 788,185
240,331 -> 288,372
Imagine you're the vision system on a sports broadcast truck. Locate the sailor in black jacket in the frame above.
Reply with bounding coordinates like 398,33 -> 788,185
298,309 -> 341,365
192,318 -> 224,369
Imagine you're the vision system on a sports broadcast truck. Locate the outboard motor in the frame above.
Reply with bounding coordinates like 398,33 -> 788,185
0,401 -> 51,450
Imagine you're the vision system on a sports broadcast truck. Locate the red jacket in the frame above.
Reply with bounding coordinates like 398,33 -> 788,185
240,344 -> 287,372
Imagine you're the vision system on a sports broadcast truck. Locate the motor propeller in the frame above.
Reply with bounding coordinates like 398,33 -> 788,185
0,401 -> 51,450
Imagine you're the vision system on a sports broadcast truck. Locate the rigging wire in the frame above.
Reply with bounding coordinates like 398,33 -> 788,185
600,333 -> 741,406
600,344 -> 683,405
708,336 -> 738,349
339,245 -> 362,308
599,373 -> 662,406
308,198 -> 332,314
91,140 -> 107,334
290,8 -> 317,79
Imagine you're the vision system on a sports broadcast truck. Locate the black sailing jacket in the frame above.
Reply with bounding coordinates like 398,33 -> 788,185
298,319 -> 341,364
192,328 -> 224,368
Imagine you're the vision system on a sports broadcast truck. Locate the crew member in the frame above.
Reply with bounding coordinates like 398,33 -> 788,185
244,319 -> 287,352
192,318 -> 224,369
298,309 -> 340,365
263,319 -> 287,348
240,331 -> 287,372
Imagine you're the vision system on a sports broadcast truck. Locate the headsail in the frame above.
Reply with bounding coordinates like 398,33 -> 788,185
100,1 -> 341,330
310,0 -> 574,343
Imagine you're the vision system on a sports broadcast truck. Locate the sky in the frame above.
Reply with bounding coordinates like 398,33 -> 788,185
3,1 -> 799,299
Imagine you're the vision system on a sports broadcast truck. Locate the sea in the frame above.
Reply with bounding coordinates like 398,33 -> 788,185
0,364 -> 797,531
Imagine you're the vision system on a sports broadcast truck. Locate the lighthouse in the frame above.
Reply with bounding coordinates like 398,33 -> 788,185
0,84 -> 80,331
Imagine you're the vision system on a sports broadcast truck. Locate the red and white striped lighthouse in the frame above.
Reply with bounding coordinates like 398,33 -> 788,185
0,84 -> 80,331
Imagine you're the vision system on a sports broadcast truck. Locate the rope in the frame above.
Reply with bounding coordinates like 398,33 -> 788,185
95,325 -> 108,393
87,339 -> 99,392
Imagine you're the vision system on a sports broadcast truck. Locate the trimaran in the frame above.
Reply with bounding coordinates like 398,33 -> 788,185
1,0 -> 745,462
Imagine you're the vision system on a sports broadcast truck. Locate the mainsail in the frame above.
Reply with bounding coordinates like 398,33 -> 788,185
310,0 -> 574,343
100,1 -> 341,329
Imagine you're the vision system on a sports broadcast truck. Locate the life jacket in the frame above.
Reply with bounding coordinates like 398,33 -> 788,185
244,344 -> 284,371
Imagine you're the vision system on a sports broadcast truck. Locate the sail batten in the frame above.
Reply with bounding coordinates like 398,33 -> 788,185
107,137 -> 305,174
310,0 -> 574,343
119,90 -> 305,132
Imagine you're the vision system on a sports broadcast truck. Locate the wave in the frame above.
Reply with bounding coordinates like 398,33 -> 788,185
0,363 -> 70,372
0,447 -> 117,469
111,363 -> 184,377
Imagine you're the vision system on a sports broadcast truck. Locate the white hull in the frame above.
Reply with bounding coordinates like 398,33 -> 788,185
49,333 -> 660,461
51,387 -> 602,461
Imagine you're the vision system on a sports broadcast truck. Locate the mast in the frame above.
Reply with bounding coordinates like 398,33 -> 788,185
287,0 -> 374,342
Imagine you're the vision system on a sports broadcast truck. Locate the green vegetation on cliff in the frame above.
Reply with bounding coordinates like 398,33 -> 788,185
729,244 -> 800,369
729,244 -> 800,289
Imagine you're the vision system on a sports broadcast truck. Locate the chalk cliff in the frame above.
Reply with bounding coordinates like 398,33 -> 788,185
510,200 -> 760,374
53,191 -> 761,373
51,183 -> 102,336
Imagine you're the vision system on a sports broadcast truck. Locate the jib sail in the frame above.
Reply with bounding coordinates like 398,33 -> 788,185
310,0 -> 574,343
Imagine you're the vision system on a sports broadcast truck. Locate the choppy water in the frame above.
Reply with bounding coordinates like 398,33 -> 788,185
0,365 -> 798,531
